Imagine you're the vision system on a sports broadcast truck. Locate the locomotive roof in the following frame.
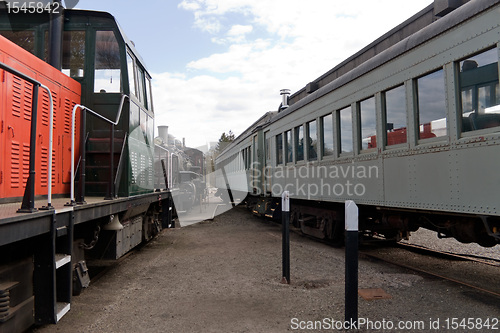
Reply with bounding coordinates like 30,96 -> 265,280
217,0 -> 498,160
0,7 -> 150,75
65,9 -> 150,74
280,0 -> 498,120
276,0 -> 497,122
286,3 -> 435,106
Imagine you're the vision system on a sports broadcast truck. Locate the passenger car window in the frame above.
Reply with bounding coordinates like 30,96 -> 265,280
307,120 -> 317,160
295,125 -> 304,161
416,69 -> 447,139
264,131 -> 271,166
285,130 -> 292,163
360,97 -> 376,150
321,114 -> 334,157
339,106 -> 353,153
384,85 -> 407,146
459,48 -> 500,132
276,134 -> 283,165
246,147 -> 251,169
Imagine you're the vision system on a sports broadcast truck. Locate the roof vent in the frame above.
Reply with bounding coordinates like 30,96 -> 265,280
280,89 -> 291,111
434,0 -> 468,17
306,81 -> 319,94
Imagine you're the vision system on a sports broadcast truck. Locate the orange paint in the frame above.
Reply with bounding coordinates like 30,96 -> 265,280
0,35 -> 81,200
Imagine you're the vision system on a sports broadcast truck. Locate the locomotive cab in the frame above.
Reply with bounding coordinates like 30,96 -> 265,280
0,8 -> 175,331
0,9 -> 155,199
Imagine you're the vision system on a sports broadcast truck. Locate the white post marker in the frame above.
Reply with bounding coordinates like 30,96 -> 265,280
281,191 -> 290,284
282,191 -> 290,212
345,200 -> 358,231
345,200 -> 358,324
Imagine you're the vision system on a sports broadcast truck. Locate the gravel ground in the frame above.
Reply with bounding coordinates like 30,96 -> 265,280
402,228 -> 500,261
32,206 -> 499,333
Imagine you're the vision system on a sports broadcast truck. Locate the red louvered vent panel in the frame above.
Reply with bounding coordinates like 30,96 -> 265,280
40,146 -> 48,187
22,143 -> 30,184
10,141 -> 20,188
23,80 -> 32,121
11,76 -> 22,118
64,98 -> 71,134
41,90 -> 50,126
51,90 -> 57,129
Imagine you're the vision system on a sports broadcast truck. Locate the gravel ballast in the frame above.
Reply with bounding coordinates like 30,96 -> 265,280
32,206 -> 500,332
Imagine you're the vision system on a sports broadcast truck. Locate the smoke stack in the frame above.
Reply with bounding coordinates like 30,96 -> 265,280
48,0 -> 64,70
182,138 -> 186,148
280,89 -> 290,110
158,126 -> 169,146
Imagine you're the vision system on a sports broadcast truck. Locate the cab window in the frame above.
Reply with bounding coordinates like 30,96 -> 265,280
137,66 -> 146,106
127,52 -> 137,97
145,75 -> 153,111
94,30 -> 121,93
62,30 -> 86,78
0,30 -> 35,54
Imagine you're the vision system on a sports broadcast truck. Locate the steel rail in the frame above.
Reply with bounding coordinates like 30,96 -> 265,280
359,249 -> 500,299
395,242 -> 500,267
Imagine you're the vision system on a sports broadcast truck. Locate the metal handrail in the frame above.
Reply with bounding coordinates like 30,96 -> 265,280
169,152 -> 174,188
153,144 -> 174,191
82,94 -> 129,127
68,94 -> 129,205
0,61 -> 54,212
41,83 -> 54,209
113,132 -> 128,196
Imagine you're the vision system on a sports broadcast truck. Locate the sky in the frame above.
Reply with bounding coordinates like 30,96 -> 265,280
74,0 -> 433,149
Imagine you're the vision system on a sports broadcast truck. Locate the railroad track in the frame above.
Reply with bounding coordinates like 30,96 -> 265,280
395,242 -> 500,267
264,215 -> 500,298
359,241 -> 500,298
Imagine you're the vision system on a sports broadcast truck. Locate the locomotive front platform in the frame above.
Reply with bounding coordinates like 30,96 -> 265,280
0,192 -> 173,332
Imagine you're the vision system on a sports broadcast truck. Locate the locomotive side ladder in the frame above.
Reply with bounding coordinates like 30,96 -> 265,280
33,210 -> 74,324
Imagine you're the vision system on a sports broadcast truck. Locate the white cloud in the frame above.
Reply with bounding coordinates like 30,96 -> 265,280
193,16 -> 222,34
177,0 -> 201,12
211,24 -> 254,44
152,71 -> 275,149
156,0 -> 432,147
227,24 -> 253,36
